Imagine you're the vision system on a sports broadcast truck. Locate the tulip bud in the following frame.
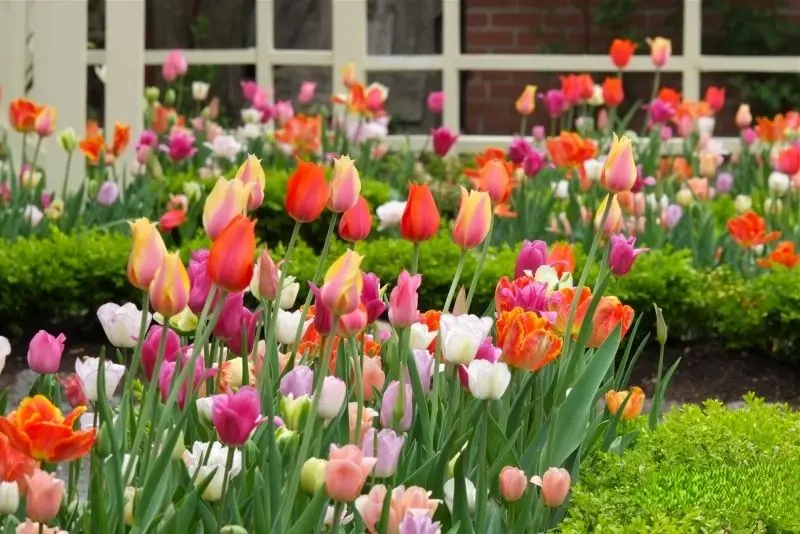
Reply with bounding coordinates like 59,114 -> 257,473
0,481 -> 19,514
531,467 -> 571,508
95,424 -> 113,457
234,154 -> 266,210
452,188 -> 492,250
499,467 -> 527,502
276,427 -> 299,457
320,250 -> 364,316
145,86 -> 161,103
127,218 -> 167,291
57,128 -> 78,153
251,247 -> 281,301
280,394 -> 312,430
653,304 -> 667,345
600,134 -> 637,192
594,194 -> 623,236
301,458 -> 328,494
647,37 -> 671,68
675,188 -> 694,207
318,376 -> 346,420
208,215 -> 256,293
400,183 -> 440,242
605,387 -> 645,420
124,486 -> 136,526
202,178 -> 252,240
149,253 -> 191,318
164,88 -> 176,106
338,196 -> 372,242
329,155 -> 361,213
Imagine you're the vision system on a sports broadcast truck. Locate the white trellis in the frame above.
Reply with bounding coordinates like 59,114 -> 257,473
1,0 -> 799,192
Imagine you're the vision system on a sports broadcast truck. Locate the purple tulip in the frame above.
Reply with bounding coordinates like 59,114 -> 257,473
361,428 -> 405,478
608,234 -> 649,276
508,136 -> 533,165
96,181 -> 119,206
540,89 -> 566,118
279,365 -> 314,398
663,204 -> 683,229
645,98 -> 675,125
399,514 -> 441,534
380,381 -> 413,432
716,172 -> 733,194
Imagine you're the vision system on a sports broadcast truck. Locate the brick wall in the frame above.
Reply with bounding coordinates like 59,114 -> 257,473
460,0 -> 800,136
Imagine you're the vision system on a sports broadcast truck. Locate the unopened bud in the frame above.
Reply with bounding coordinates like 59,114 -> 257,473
653,304 -> 667,345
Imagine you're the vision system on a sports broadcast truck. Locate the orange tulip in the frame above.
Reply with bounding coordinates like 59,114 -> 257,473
546,131 -> 597,170
111,122 -> 130,157
452,187 -> 492,250
9,99 -> 43,133
727,211 -> 780,249
0,395 -> 95,463
275,114 -> 323,158
548,243 -> 575,278
657,87 -> 681,107
609,38 -> 636,69
601,77 -> 624,108
0,433 -> 36,494
477,159 -> 513,205
79,132 -> 106,165
515,85 -> 537,116
285,159 -> 329,223
756,115 -> 786,144
208,215 -> 256,293
757,241 -> 800,269
551,286 -> 592,337
496,308 -> 562,372
149,252 -> 191,318
587,296 -> 634,348
400,183 -> 440,242
605,387 -> 645,420
127,218 -> 167,291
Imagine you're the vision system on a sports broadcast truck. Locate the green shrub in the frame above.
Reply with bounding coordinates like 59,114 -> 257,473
561,396 -> 800,533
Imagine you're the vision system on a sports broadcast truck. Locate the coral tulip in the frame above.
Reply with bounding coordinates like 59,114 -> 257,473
777,146 -> 800,175
203,178 -> 251,240
605,386 -> 645,420
400,183 -> 440,242
602,77 -> 624,108
727,211 -> 780,249
452,188 -> 492,250
601,134 -> 637,193
496,308 -> 562,371
212,387 -> 262,447
609,38 -> 636,69
515,85 -> 537,115
0,434 -> 36,493
34,107 -> 56,138
531,467 -> 571,508
325,444 -> 377,501
705,86 -> 725,114
588,296 -> 634,348
339,196 -> 373,242
127,218 -> 167,291
234,154 -> 266,210
0,395 -> 95,463
208,215 -> 256,293
329,156 -> 361,213
24,470 -> 64,522
27,331 -> 66,374
646,37 -> 671,68
9,99 -> 43,133
285,159 -> 329,223
478,159 -> 512,204
320,250 -> 364,316
149,253 -> 190,318
388,270 -> 421,328
499,466 -> 527,502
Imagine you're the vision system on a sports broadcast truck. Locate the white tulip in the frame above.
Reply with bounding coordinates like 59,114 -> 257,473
734,194 -> 752,214
676,188 -> 694,207
196,396 -> 215,424
588,84 -> 604,107
183,441 -> 242,502
75,357 -> 126,402
376,201 -> 407,231
208,135 -> 242,161
768,171 -> 790,197
97,302 -> 152,348
0,336 -> 9,376
318,376 -> 346,420
552,180 -> 569,199
467,360 -> 511,400
409,323 -> 437,351
23,205 -> 43,226
192,81 -> 210,101
280,276 -> 300,310
241,107 -> 262,124
697,116 -> 715,136
443,477 -> 476,514
764,198 -> 783,215
0,481 -> 19,514
439,314 -> 492,365
238,123 -> 263,140
583,159 -> 603,182
276,309 -> 311,346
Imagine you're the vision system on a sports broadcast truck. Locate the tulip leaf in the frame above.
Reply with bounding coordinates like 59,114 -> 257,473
452,454 -> 475,534
405,348 -> 432,453
285,487 -> 328,534
161,488 -> 200,532
506,373 -> 535,440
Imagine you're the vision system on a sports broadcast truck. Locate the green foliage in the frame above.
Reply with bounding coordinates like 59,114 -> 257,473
561,396 -> 800,533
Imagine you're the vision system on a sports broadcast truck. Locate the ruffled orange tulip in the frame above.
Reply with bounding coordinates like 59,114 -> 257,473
756,115 -> 786,144
551,286 -> 592,336
546,132 -> 597,170
757,241 -> 800,269
285,159 -> 329,223
0,395 -> 95,463
605,386 -> 645,420
727,211 -> 780,249
127,218 -> 167,291
275,114 -> 323,157
548,243 -> 576,278
208,215 -> 256,293
496,308 -> 562,372
149,252 -> 191,318
9,99 -> 44,133
400,183 -> 441,242
601,77 -> 624,108
111,122 -> 130,157
79,132 -> 106,165
609,39 -> 636,69
0,433 -> 36,493
452,187 -> 492,250
587,296 -> 634,348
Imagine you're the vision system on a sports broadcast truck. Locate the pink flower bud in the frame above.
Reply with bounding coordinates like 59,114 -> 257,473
531,467 -> 571,508
499,466 -> 527,502
27,331 -> 66,374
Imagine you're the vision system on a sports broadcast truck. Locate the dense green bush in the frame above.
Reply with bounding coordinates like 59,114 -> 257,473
561,396 -> 800,533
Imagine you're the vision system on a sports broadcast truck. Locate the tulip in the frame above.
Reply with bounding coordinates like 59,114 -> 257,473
360,272 -> 386,324
279,365 -> 314,398
600,134 -> 637,193
162,128 -> 197,162
443,477 -> 476,514
662,204 -> 683,229
515,85 -> 537,115
203,178 -> 251,240
605,387 -> 645,420
540,89 -> 566,118
286,159 -> 329,223
75,357 -> 126,402
318,376 -> 347,420
609,38 -> 636,69
234,154 -> 266,210
149,253 -> 191,318
251,247 -> 281,301
768,172 -> 790,197
427,91 -> 444,113
705,86 -> 725,114
309,285 -> 335,335
608,234 -> 649,276
594,194 -> 623,236
301,458 -> 328,493
778,146 -> 800,176
338,303 -> 368,336
276,309 -> 311,346
646,37 -> 671,68
452,188 -> 492,250
515,239 -> 548,279
24,470 -> 64,522
411,349 -> 435,393
0,481 -> 19,514
158,353 -> 216,409
508,136 -> 532,165
191,81 -> 210,101
212,387 -> 261,447
361,428 -> 404,478
162,50 -> 188,82
499,466 -> 527,502
34,107 -> 56,137
431,127 -> 458,157
602,77 -> 624,108
478,160 -> 512,204
0,336 -> 8,377
380,380 -> 413,432
439,314 -> 493,365
388,270 -> 421,328
399,514 -> 441,534
377,200 -> 407,231
280,277 -> 300,309
736,104 -> 752,128
23,205 -> 44,226
96,302 -> 151,348
467,359 -> 511,400
57,127 -> 78,153
294,80 -> 316,103
329,156 -> 361,213
320,250 -> 364,316
531,467 -> 571,507
275,100 -> 294,125
362,358 -> 386,403
27,331 -> 66,374
326,444 -> 377,502
225,306 -> 260,356
182,441 -> 242,502
208,216 -> 256,293
141,325 -> 182,380
127,218 -> 167,291
9,98 -> 43,133
409,323 -> 437,351
523,150 -> 545,177
400,184 -> 440,242
339,196 -> 373,242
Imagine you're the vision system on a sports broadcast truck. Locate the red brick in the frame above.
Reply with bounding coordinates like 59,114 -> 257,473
467,30 -> 516,48
490,12 -> 543,28
465,12 -> 490,28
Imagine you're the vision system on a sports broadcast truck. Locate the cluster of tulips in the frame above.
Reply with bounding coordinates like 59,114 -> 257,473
0,124 -> 669,533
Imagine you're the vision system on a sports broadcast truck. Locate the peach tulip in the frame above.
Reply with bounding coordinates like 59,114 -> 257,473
329,156 -> 361,213
499,466 -> 527,502
515,85 -> 537,116
127,218 -> 167,291
646,37 -> 671,68
531,467 -> 570,508
605,386 -> 645,420
600,134 -> 637,193
320,250 -> 364,316
24,470 -> 64,522
325,444 -> 377,501
234,155 -> 266,210
452,187 -> 492,250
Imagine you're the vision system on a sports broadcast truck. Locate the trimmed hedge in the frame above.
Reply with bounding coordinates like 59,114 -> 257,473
3,230 -> 800,365
561,396 -> 800,533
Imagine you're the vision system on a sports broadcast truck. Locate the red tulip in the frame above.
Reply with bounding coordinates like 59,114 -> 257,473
208,216 -> 256,292
285,159 -> 329,223
400,183 -> 440,242
338,196 -> 372,242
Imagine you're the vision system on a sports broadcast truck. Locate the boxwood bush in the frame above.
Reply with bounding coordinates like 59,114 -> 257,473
561,396 -> 800,533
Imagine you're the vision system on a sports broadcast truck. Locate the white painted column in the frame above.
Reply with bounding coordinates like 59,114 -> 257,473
106,0 -> 145,173
442,0 -> 461,133
0,0 -> 31,169
30,0 -> 87,194
682,0 -> 702,101
255,0 -> 275,93
331,0 -> 367,95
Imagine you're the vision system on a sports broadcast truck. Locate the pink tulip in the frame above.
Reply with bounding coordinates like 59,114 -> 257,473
645,98 -> 674,125
499,466 -> 527,502
309,284 -> 334,335
742,127 -> 757,145
532,125 -> 546,141
61,373 -> 87,408
388,270 -> 421,328
338,304 -> 368,337
141,325 -> 182,381
27,330 -> 66,374
255,248 -> 282,301
360,273 -> 386,324
162,50 -> 188,83
608,234 -> 648,276
431,127 -> 458,157
325,444 -> 377,501
515,239 -> 548,279
158,350 -> 216,408
24,470 -> 64,522
275,100 -> 294,126
212,386 -> 262,447
187,249 -> 219,315
241,80 -> 260,103
213,291 -> 246,340
531,467 -> 571,508
160,128 -> 197,163
96,180 -> 119,206
426,91 -> 444,113
540,89 -> 566,118
523,150 -> 545,177
298,81 -> 317,104
226,307 -> 261,356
